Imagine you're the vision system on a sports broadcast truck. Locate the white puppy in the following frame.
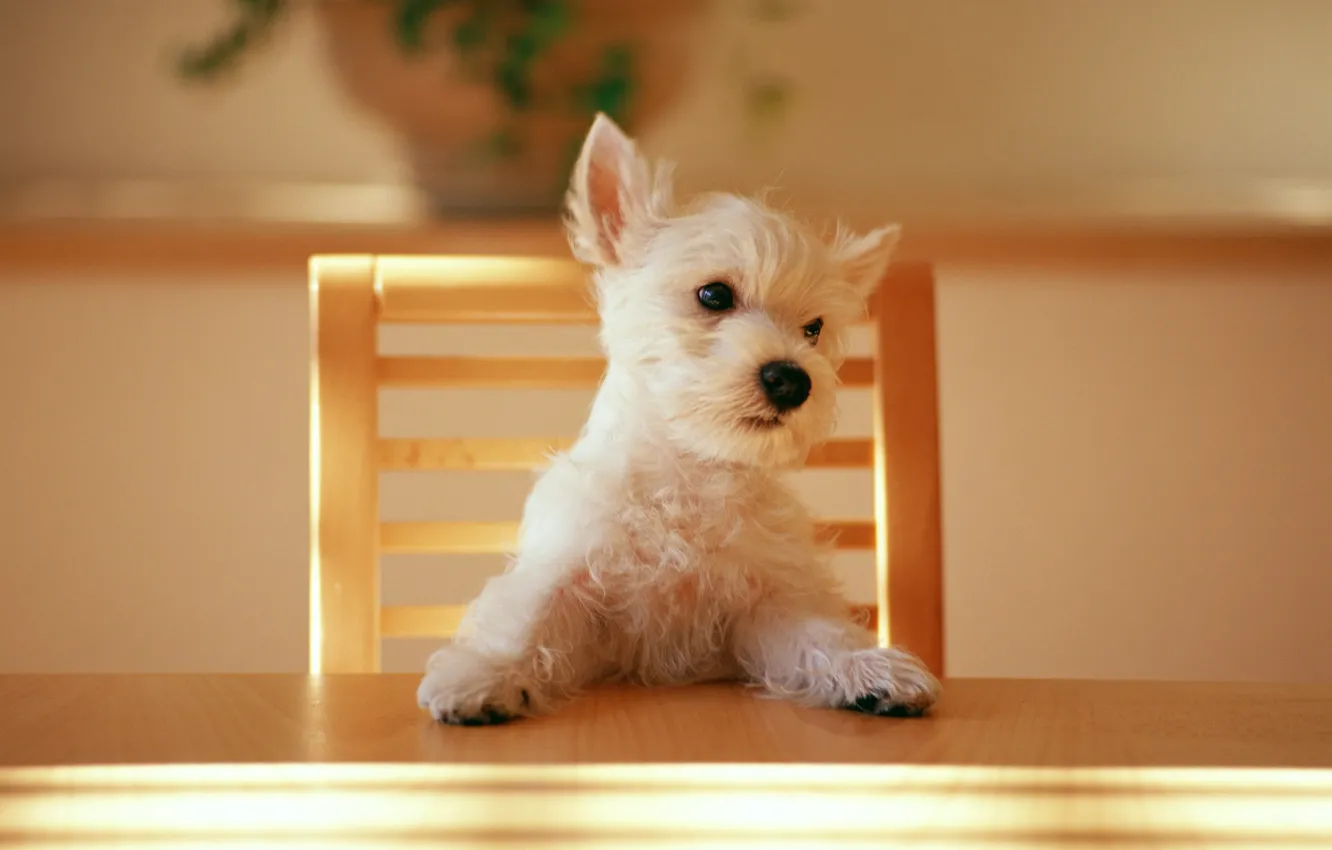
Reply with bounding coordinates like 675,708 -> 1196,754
417,114 -> 941,725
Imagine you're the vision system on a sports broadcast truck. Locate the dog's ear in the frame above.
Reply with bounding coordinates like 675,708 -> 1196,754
831,224 -> 901,300
565,112 -> 669,267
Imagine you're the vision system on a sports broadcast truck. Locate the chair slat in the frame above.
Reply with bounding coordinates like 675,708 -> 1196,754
382,521 -> 517,554
825,520 -> 876,549
377,437 -> 874,471
809,439 -> 874,468
379,357 -> 874,389
379,438 -> 562,471
380,519 -> 875,554
372,255 -> 937,325
381,604 -> 468,638
378,357 -> 604,389
377,256 -> 594,324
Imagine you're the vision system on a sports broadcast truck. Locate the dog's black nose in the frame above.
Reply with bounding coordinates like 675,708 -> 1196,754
758,360 -> 811,411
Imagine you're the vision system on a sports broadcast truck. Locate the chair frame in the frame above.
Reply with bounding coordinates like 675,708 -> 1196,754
309,255 -> 944,676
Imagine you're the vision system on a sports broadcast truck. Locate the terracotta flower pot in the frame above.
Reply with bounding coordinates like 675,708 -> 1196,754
313,0 -> 704,216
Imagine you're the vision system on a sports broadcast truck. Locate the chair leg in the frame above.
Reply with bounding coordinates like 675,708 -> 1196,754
871,271 -> 945,676
310,256 -> 380,674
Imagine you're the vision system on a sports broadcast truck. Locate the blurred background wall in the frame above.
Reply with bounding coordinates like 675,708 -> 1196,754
1,0 -> 1329,679
5,0 -> 1332,192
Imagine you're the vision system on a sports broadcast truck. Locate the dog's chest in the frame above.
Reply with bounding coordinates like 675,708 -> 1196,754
556,466 -> 805,683
607,473 -> 753,572
583,489 -> 762,682
578,472 -> 784,619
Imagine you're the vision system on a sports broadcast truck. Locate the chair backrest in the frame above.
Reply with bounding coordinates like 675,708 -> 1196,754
309,254 -> 944,675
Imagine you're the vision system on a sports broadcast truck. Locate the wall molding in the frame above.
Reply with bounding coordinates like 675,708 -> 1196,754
4,179 -> 1332,272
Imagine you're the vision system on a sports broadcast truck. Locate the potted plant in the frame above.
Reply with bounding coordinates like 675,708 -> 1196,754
179,0 -> 706,215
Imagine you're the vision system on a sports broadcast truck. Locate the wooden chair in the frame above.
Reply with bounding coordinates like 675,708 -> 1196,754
309,254 -> 944,676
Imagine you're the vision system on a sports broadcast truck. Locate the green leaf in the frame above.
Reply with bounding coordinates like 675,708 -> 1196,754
178,20 -> 250,78
586,43 -> 634,123
176,0 -> 285,80
507,29 -> 539,62
451,11 -> 488,55
496,48 -> 534,110
526,0 -> 570,51
393,0 -> 454,53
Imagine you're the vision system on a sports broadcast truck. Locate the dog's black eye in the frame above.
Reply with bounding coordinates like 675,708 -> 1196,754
697,282 -> 734,312
803,317 -> 824,344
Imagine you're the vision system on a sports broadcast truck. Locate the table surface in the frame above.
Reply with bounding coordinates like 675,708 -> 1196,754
3,674 -> 1331,767
3,675 -> 1331,848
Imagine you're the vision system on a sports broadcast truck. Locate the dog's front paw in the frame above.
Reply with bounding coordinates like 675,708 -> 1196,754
844,647 -> 941,717
416,646 -> 530,726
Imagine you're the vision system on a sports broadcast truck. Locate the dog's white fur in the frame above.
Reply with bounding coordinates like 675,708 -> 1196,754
417,114 -> 941,724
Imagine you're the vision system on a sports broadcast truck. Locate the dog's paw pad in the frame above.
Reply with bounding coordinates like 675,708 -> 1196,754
846,693 -> 928,717
840,646 -> 941,718
440,705 -> 515,727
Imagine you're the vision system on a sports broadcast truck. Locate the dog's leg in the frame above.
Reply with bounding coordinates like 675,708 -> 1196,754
416,568 -> 604,725
732,602 -> 940,716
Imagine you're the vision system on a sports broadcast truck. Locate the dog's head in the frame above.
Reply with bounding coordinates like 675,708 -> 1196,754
565,114 -> 899,468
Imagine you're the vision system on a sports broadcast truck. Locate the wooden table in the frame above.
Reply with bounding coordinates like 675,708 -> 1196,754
2,675 -> 1331,848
